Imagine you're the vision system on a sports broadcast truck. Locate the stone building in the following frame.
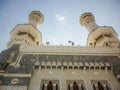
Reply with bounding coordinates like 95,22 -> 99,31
0,11 -> 120,90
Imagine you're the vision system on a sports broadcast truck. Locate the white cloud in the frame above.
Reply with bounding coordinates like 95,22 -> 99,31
56,15 -> 65,21
55,14 -> 66,24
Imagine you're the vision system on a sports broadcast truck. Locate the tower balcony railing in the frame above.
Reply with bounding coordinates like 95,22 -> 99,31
8,35 -> 36,46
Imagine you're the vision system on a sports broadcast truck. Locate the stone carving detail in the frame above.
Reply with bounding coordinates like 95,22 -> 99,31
41,79 -> 59,85
40,79 -> 60,90
66,80 -> 85,90
4,54 -> 120,76
0,44 -> 20,69
0,77 -> 30,86
91,80 -> 111,90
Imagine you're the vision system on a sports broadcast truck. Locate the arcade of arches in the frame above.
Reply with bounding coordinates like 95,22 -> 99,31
40,80 -> 111,90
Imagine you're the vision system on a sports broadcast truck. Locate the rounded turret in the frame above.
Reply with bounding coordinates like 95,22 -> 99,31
28,11 -> 44,28
80,12 -> 98,33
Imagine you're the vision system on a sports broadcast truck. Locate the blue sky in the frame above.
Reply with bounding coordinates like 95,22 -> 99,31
0,0 -> 120,52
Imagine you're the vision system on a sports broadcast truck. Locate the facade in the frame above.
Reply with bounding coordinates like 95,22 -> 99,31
0,11 -> 120,90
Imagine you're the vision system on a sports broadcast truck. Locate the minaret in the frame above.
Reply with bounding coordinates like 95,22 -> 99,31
80,12 -> 120,47
80,12 -> 98,33
7,11 -> 44,48
28,11 -> 44,28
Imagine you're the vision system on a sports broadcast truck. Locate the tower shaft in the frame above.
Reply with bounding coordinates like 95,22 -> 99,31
7,11 -> 44,48
80,12 -> 120,47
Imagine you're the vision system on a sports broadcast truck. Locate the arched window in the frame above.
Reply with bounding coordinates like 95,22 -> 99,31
68,84 -> 70,90
73,81 -> 79,90
42,83 -> 45,90
47,81 -> 53,90
56,84 -> 58,90
98,81 -> 104,90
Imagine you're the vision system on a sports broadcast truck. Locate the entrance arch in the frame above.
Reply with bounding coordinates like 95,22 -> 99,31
73,81 -> 79,90
42,83 -> 45,90
47,81 -> 53,90
98,81 -> 104,90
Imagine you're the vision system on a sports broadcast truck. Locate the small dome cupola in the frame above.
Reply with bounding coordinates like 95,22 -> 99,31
80,12 -> 98,33
28,11 -> 44,28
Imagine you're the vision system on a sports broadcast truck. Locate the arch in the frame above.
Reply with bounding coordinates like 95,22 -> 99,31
47,81 -> 53,90
42,83 -> 45,90
93,84 -> 96,90
73,81 -> 79,90
56,84 -> 58,90
98,81 -> 104,90
68,84 -> 70,90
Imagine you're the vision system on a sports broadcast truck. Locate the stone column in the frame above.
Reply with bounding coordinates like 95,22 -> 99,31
60,73 -> 66,90
53,84 -> 56,90
95,84 -> 98,90
84,79 -> 90,90
70,84 -> 73,90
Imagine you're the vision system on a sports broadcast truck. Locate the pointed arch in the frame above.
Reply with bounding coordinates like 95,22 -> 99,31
42,83 -> 45,90
47,81 -> 53,90
68,84 -> 70,90
73,81 -> 79,90
56,84 -> 58,90
93,84 -> 96,90
98,81 -> 104,90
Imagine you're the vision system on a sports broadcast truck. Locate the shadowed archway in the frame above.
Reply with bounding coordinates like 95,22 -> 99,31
47,81 -> 53,90
98,81 -> 104,90
42,83 -> 45,90
68,84 -> 70,90
73,81 -> 79,90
